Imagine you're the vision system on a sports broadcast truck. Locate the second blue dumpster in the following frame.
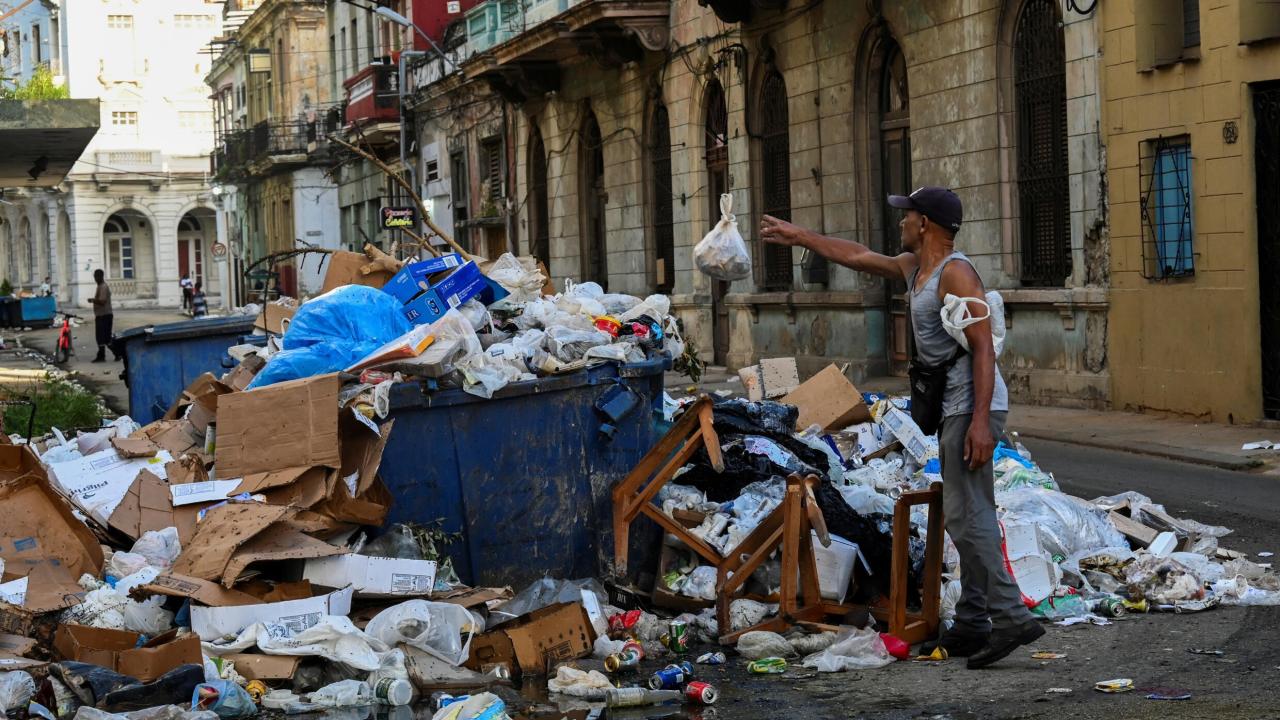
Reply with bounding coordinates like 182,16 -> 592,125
380,357 -> 667,588
119,315 -> 259,423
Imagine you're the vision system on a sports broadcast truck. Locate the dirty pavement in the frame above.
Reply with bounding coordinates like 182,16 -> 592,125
0,247 -> 1275,720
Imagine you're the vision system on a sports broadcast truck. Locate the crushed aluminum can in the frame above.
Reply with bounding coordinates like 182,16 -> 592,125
696,651 -> 726,665
1094,678 -> 1134,693
746,657 -> 787,674
684,681 -> 718,705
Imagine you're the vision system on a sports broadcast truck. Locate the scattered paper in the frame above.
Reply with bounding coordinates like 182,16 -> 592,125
1032,651 -> 1066,659
1056,614 -> 1111,627
1242,441 -> 1278,450
1045,688 -> 1073,694
1259,551 -> 1274,558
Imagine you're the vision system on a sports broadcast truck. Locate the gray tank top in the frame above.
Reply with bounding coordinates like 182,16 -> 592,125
908,251 -> 1009,418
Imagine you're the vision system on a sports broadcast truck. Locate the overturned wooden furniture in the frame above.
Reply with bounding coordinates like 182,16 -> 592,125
716,472 -> 852,643
611,396 -> 944,645
611,395 -> 722,577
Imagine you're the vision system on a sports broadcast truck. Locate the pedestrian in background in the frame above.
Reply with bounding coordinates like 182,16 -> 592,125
180,273 -> 194,312
89,269 -> 117,362
192,280 -> 208,318
39,276 -> 51,297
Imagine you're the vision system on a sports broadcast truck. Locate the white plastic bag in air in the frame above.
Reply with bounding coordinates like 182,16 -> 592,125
939,292 -> 1006,357
484,253 -> 546,303
364,600 -> 477,667
694,193 -> 752,281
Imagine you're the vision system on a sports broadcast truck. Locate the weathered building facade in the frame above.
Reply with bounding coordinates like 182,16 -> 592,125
419,0 -> 1109,406
1101,0 -> 1280,422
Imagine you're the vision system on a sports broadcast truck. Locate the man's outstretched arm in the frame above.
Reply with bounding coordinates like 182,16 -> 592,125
760,214 -> 916,282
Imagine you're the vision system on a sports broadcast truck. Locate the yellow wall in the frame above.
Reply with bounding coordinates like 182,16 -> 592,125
1103,0 -> 1280,422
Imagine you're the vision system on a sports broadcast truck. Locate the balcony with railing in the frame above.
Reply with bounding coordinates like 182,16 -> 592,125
343,62 -> 399,129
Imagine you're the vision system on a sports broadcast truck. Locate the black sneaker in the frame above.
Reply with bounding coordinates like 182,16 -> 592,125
919,627 -> 991,658
967,620 -> 1046,669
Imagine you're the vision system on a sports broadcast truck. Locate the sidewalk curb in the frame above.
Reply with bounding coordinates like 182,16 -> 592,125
1014,427 -> 1264,472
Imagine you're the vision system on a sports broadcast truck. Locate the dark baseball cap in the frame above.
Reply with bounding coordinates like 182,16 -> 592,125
888,186 -> 963,233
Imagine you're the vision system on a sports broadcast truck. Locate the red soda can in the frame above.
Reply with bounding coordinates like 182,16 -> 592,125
685,681 -> 718,705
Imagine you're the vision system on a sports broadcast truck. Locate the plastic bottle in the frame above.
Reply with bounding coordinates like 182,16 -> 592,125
604,688 -> 683,708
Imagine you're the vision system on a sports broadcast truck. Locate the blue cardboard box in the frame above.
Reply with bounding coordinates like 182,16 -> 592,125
401,261 -> 489,325
381,253 -> 466,304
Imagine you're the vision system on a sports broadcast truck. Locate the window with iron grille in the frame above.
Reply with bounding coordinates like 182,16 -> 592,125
650,100 -> 675,294
1014,0 -> 1071,287
480,137 -> 503,209
757,68 -> 791,291
528,125 -> 550,268
1182,0 -> 1201,47
1140,135 -> 1195,279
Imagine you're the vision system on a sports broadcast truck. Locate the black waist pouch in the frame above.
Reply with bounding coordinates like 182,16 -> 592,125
908,349 -> 966,436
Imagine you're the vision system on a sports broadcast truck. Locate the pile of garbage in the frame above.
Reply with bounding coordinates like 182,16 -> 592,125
0,243 -> 1274,719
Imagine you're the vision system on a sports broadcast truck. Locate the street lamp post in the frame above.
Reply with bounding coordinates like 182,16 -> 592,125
374,7 -> 456,247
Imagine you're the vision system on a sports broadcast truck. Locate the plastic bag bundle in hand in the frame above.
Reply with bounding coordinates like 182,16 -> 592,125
248,285 -> 412,388
940,292 -> 1007,357
694,193 -> 752,281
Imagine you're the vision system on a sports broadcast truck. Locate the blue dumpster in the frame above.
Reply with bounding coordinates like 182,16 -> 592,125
119,315 -> 259,424
379,357 -> 667,588
19,297 -> 56,328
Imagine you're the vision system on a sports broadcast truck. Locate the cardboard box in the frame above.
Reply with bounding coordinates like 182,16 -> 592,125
1109,509 -> 1158,548
54,625 -> 201,682
215,373 -> 342,478
466,602 -> 595,677
382,254 -> 466,304
221,524 -> 346,586
222,653 -> 302,681
876,406 -> 934,464
782,364 -> 872,432
255,303 -> 298,336
191,586 -> 354,641
400,261 -> 487,326
0,451 -> 105,579
222,354 -> 266,392
48,447 -> 173,526
303,555 -> 436,597
320,251 -> 396,293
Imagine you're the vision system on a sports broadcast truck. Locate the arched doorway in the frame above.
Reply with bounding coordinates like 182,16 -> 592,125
178,214 -> 206,287
103,214 -> 136,282
648,98 -> 674,295
37,213 -> 49,288
876,37 -> 912,375
1013,0 -> 1070,286
578,109 -> 607,289
704,78 -> 731,365
527,124 -> 550,269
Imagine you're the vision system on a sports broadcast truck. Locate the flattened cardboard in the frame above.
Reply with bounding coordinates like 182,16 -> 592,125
0,632 -> 37,657
261,468 -> 332,509
759,357 -> 800,398
108,470 -> 178,542
0,453 -> 104,578
403,645 -> 489,692
221,524 -> 346,587
255,303 -> 298,336
191,585 -> 354,641
140,420 -> 203,458
340,418 -> 393,496
315,477 -> 390,527
466,602 -> 594,677
236,466 -> 317,495
0,654 -> 46,672
171,503 -> 293,582
1109,510 -> 1158,547
111,436 -> 159,459
223,653 -> 302,681
170,480 -> 242,507
132,573 -> 260,607
781,364 -> 872,432
216,374 -> 342,477
54,625 -> 201,682
303,554 -> 436,597
321,250 -> 395,293
166,456 -> 209,485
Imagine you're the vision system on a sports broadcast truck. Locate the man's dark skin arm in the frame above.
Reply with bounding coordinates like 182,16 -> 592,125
940,261 -> 996,470
759,214 -> 917,281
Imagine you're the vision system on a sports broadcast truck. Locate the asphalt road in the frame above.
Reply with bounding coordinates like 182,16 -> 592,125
566,439 -> 1280,720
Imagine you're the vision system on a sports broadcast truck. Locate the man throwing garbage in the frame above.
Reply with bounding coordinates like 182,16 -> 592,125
760,186 -> 1043,669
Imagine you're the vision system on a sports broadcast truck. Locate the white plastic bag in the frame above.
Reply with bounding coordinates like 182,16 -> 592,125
309,680 -> 373,708
694,193 -> 751,281
485,253 -> 546,303
202,616 -> 387,671
736,631 -> 793,659
801,626 -> 893,672
364,600 -> 477,667
129,528 -> 181,570
940,292 -> 1006,357
546,666 -> 613,699
0,671 -> 35,713
679,566 -> 718,601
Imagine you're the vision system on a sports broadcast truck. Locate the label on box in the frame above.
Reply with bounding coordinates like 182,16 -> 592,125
391,573 -> 434,595
276,612 -> 322,635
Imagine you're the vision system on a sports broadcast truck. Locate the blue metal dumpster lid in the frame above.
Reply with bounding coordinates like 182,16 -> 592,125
119,315 -> 259,343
